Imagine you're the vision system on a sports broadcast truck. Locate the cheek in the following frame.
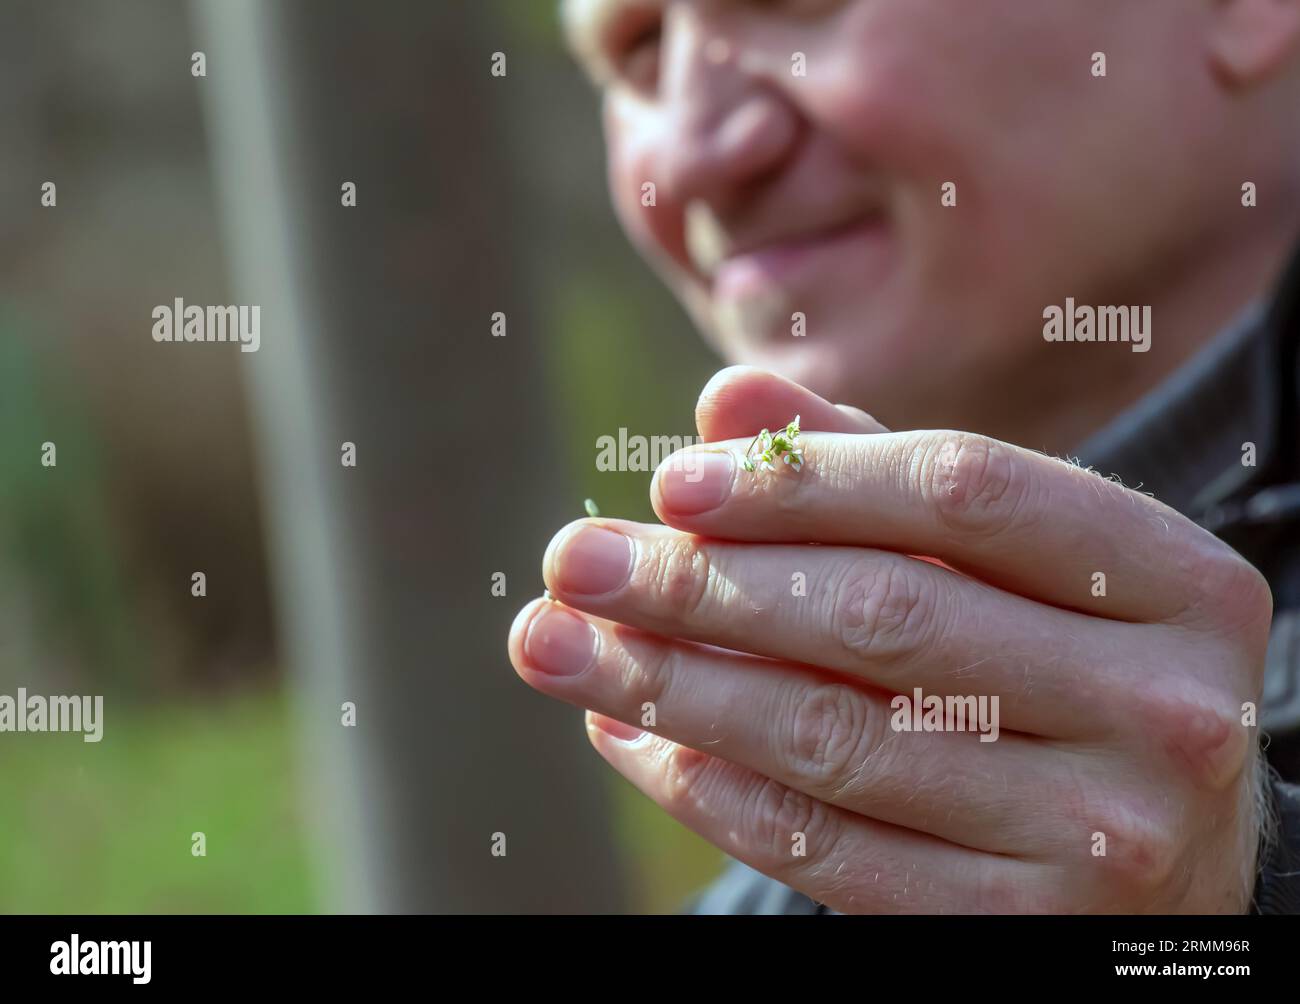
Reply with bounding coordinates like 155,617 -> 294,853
811,26 -> 990,291
814,48 -> 1002,321
603,99 -> 692,274
811,5 -> 975,178
806,8 -> 1086,338
810,3 -> 1078,234
603,105 -> 650,242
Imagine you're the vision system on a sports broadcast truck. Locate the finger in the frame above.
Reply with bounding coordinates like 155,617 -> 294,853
539,520 -> 1172,735
695,365 -> 889,441
510,597 -> 1099,856
650,430 -> 1262,627
584,713 -> 1044,913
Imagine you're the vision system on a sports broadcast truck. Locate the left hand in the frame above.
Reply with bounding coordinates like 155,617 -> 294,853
507,366 -> 1272,913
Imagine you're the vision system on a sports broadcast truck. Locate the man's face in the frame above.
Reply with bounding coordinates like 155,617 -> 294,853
565,0 -> 1230,433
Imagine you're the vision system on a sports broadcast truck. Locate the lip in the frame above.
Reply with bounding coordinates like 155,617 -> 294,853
710,212 -> 890,302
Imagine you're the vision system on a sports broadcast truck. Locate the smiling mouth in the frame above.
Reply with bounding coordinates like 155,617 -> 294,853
685,202 -> 879,273
705,210 -> 890,303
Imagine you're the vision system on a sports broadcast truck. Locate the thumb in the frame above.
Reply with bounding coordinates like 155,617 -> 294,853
693,365 -> 890,441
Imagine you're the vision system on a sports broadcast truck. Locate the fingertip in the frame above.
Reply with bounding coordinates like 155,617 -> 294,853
586,710 -> 646,745
507,596 -> 551,672
694,365 -> 882,440
699,364 -> 766,403
542,518 -> 588,588
695,366 -> 782,439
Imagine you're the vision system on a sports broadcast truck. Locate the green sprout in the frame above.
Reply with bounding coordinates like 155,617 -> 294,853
740,414 -> 804,473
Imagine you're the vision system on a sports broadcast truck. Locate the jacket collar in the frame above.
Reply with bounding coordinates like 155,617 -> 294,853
1073,241 -> 1300,522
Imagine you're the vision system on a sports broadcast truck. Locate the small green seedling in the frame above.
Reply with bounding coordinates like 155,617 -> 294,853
740,414 -> 804,473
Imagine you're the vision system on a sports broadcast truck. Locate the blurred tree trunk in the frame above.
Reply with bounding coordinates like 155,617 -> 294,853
192,0 -> 624,912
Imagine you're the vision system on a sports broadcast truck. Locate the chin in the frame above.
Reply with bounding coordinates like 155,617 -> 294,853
695,284 -> 918,415
704,280 -> 908,389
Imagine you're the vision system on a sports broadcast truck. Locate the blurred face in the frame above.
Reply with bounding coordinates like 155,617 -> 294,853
565,0 -> 1252,437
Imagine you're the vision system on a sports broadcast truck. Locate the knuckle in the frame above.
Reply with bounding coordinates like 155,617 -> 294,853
745,777 -> 836,861
1236,560 -> 1274,619
1093,804 -> 1180,894
660,742 -> 717,813
615,634 -> 678,712
786,682 -> 885,791
1179,544 -> 1274,641
1137,687 -> 1252,791
830,558 -> 935,665
643,535 -> 713,619
923,433 -> 1031,537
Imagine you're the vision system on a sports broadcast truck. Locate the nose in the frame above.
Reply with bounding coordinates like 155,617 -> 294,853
653,8 -> 799,209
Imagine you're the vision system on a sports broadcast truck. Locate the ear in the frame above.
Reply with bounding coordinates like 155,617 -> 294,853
1208,0 -> 1300,87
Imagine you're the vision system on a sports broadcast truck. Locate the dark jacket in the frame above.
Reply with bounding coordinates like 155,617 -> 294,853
691,242 -> 1300,915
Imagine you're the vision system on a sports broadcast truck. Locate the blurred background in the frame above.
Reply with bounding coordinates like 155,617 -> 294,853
0,0 -> 725,912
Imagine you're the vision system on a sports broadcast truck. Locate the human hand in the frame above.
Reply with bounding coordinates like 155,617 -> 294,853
508,367 -> 1271,913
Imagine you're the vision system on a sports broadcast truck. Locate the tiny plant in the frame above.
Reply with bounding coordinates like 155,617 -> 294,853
740,415 -> 803,473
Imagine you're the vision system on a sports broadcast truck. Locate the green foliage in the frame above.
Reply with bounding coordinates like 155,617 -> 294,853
741,415 -> 804,472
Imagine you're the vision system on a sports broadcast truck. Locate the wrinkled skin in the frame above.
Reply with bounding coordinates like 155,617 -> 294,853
507,0 -> 1300,911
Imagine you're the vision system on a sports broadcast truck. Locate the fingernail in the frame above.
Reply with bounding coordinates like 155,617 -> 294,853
590,713 -> 644,743
524,604 -> 597,676
553,525 -> 633,595
657,450 -> 734,515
